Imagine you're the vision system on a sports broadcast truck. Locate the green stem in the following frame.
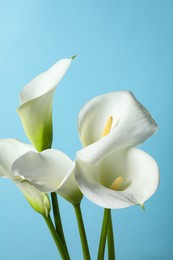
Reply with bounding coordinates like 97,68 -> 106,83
73,203 -> 91,260
107,211 -> 115,260
50,192 -> 69,257
43,215 -> 70,260
98,208 -> 111,260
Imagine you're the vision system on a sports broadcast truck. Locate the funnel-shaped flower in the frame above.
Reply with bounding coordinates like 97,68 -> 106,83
17,58 -> 73,152
12,149 -> 83,205
0,139 -> 50,216
75,147 -> 159,208
77,91 -> 158,164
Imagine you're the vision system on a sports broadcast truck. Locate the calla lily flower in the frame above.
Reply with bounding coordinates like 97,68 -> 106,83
12,149 -> 83,205
77,91 -> 158,164
17,57 -> 73,152
0,139 -> 50,217
75,147 -> 159,209
75,91 -> 159,208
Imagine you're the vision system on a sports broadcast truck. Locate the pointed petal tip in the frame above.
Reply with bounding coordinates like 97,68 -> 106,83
71,55 -> 77,60
139,203 -> 145,211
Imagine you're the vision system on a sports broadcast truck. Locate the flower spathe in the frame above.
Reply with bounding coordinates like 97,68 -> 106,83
0,139 -> 50,217
17,58 -> 73,152
77,91 -> 158,164
75,91 -> 159,209
12,149 -> 83,205
75,147 -> 159,209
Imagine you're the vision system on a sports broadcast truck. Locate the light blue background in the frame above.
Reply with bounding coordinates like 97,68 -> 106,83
0,0 -> 172,259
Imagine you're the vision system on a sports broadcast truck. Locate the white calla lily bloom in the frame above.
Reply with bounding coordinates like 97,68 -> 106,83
12,149 -> 83,205
0,139 -> 50,216
77,91 -> 158,164
75,91 -> 159,208
75,147 -> 159,209
17,57 -> 73,152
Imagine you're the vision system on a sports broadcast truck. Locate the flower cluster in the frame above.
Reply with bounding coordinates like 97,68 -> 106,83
0,57 -> 159,259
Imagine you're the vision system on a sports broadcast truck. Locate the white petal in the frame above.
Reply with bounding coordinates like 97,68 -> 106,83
0,139 -> 49,216
15,181 -> 50,217
17,90 -> 54,151
75,147 -> 159,208
0,139 -> 35,178
12,149 -> 83,204
19,58 -> 72,105
17,58 -> 72,151
57,169 -> 83,204
77,91 -> 158,164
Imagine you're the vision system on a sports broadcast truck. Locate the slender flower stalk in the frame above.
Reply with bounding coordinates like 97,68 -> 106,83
50,192 -> 69,257
43,215 -> 70,260
73,203 -> 91,260
107,211 -> 115,260
98,208 -> 111,260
